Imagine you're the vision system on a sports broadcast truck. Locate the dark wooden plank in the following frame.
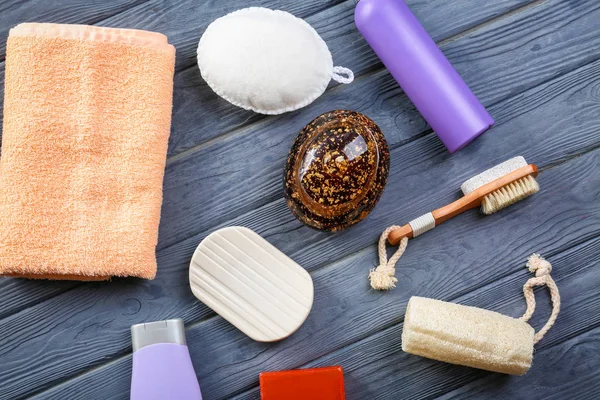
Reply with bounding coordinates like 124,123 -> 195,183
1,1 -> 599,398
167,0 -> 536,157
157,0 -> 600,251
450,1 -> 600,107
0,0 -> 348,140
0,0 -> 346,320
0,0 -> 148,60
32,186 -> 600,399
83,0 -> 347,72
74,0 -> 535,74
165,0 -> 600,157
3,18 -> 600,398
231,235 -> 600,400
145,151 -> 600,400
437,332 -> 600,400
160,52 -> 600,269
0,280 -> 78,320
21,149 -> 600,399
2,0 -> 539,157
35,242 -> 600,400
237,322 -> 600,400
0,0 -> 539,329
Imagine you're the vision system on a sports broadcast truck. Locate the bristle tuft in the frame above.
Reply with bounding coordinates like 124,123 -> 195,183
482,175 -> 539,215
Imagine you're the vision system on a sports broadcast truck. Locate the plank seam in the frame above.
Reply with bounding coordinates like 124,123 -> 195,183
164,0 -> 544,161
28,202 -> 600,398
230,234 -> 600,399
0,284 -> 81,320
162,51 -> 600,252
0,285 -> 83,333
484,55 -> 600,115
21,312 -> 222,400
2,92 -> 597,341
437,0 -> 548,47
538,143 -> 600,173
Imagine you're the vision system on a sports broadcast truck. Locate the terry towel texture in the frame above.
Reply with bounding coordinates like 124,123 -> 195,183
0,23 -> 176,280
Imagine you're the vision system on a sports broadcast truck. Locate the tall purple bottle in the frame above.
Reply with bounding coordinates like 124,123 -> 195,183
355,0 -> 494,153
131,319 -> 202,400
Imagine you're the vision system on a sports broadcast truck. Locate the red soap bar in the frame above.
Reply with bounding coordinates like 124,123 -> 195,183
260,366 -> 346,400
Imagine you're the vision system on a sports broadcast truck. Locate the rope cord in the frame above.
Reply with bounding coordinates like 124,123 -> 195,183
369,214 -> 434,290
520,254 -> 561,344
369,226 -> 408,290
369,225 -> 561,343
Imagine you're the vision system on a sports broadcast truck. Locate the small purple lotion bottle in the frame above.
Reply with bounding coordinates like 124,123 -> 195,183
355,0 -> 494,152
130,319 -> 202,400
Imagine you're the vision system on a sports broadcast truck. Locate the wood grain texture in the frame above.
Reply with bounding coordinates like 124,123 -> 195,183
437,329 -> 600,400
24,149 -> 600,399
231,235 -> 600,400
167,0 -> 536,157
157,0 -> 600,252
158,52 -> 600,270
0,0 -> 541,323
164,0 -> 600,158
3,4 -> 600,396
0,0 -> 599,399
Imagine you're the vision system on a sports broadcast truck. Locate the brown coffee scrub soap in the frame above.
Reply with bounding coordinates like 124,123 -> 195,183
284,110 -> 390,231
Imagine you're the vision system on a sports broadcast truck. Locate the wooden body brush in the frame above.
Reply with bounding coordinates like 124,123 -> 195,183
371,156 -> 540,290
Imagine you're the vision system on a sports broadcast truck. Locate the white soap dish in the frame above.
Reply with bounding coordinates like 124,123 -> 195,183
189,226 -> 314,342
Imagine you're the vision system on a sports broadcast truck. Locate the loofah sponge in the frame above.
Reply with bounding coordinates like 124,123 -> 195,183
401,254 -> 560,375
402,296 -> 534,375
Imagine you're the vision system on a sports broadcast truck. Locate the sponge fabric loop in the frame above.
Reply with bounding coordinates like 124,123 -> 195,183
332,66 -> 354,84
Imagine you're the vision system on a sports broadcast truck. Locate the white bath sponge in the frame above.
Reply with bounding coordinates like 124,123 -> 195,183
197,7 -> 353,115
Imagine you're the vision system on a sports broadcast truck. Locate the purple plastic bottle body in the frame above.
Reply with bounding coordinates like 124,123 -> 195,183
354,0 -> 494,153
131,343 -> 202,400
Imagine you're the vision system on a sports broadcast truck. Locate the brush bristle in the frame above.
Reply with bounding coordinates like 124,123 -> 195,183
481,175 -> 539,215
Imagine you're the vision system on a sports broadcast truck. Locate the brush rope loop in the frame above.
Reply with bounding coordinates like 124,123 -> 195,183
520,254 -> 560,344
369,226 -> 408,290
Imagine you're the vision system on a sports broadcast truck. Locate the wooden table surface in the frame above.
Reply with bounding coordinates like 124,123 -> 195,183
1,0 -> 599,399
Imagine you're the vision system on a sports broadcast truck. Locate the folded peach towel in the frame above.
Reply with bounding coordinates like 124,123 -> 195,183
0,23 -> 175,280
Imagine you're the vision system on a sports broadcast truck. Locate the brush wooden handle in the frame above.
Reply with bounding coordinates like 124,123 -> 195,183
388,164 -> 538,245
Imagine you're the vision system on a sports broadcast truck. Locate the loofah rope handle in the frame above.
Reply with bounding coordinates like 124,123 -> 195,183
520,254 -> 561,344
369,226 -> 408,290
332,66 -> 354,84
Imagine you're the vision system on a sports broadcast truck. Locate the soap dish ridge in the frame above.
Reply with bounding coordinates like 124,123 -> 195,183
189,226 -> 314,342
